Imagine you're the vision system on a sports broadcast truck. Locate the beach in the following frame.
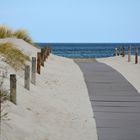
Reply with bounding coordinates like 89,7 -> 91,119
1,1 -> 140,139
1,39 -> 140,140
1,39 -> 97,140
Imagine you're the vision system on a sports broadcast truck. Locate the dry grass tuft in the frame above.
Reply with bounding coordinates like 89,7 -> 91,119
0,80 -> 9,104
13,29 -> 33,44
0,80 -> 9,120
0,26 -> 13,38
0,25 -> 33,44
0,42 -> 30,70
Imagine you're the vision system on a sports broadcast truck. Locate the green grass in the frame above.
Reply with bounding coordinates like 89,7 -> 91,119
0,25 -> 33,44
0,42 -> 30,70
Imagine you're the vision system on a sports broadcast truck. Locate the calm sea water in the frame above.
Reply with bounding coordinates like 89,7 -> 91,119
36,43 -> 140,58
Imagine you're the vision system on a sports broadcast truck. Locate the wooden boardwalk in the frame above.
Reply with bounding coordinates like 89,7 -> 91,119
76,61 -> 140,140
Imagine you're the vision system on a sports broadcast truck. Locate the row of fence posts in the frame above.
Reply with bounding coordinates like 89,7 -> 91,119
114,46 -> 139,64
10,47 -> 52,104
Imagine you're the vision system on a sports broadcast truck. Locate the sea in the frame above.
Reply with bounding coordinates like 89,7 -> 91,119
36,43 -> 140,58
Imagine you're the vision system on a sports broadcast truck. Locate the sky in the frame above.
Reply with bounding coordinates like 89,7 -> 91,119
0,0 -> 140,43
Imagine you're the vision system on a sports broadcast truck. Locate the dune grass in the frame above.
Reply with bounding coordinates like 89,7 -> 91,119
13,29 -> 32,44
0,26 -> 13,38
0,25 -> 33,44
0,80 -> 9,103
0,42 -> 30,70
0,80 -> 9,120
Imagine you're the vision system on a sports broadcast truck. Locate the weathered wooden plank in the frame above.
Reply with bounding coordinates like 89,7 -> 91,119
24,65 -> 30,90
31,57 -> 36,85
77,61 -> 140,140
10,74 -> 16,104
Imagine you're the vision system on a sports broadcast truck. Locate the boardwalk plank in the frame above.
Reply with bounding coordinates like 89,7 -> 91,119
76,61 -> 140,140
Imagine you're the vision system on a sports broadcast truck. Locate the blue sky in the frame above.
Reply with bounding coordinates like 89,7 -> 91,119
0,0 -> 140,42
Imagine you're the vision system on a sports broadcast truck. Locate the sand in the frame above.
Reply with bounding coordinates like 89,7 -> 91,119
97,55 -> 140,93
0,38 -> 97,140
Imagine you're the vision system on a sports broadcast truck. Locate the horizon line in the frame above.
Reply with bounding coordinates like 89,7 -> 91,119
35,42 -> 140,44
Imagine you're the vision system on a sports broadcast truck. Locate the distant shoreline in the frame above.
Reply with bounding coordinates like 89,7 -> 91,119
37,43 -> 140,58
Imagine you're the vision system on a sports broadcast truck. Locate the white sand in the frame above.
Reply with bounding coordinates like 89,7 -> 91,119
97,55 -> 140,93
0,39 -> 97,140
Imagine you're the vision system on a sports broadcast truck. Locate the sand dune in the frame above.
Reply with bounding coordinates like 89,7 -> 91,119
0,39 -> 97,140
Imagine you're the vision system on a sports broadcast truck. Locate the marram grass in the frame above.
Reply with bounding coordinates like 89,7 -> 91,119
0,26 -> 13,38
0,80 -> 9,104
13,29 -> 32,44
0,25 -> 33,44
0,80 -> 9,119
0,42 -> 30,70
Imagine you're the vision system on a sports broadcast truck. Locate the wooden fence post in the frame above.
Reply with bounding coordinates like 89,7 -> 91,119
31,57 -> 36,85
114,48 -> 118,56
41,48 -> 45,67
135,47 -> 138,64
49,48 -> 51,55
44,47 -> 47,60
119,47 -> 121,55
44,48 -> 48,61
46,48 -> 48,58
10,74 -> 16,104
122,47 -> 125,57
37,52 -> 41,74
43,48 -> 47,61
50,48 -> 52,53
128,46 -> 131,62
47,48 -> 50,56
24,65 -> 30,90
